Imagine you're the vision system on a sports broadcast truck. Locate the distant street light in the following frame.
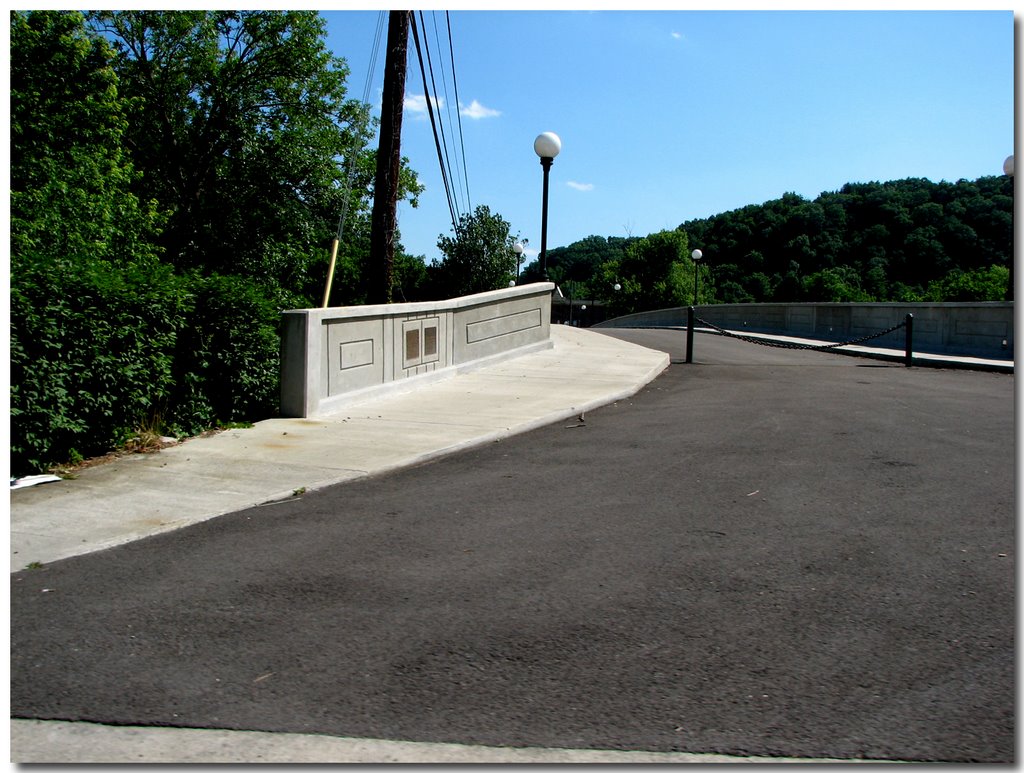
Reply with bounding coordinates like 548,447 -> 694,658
513,241 -> 525,284
691,249 -> 703,305
1003,155 -> 1014,177
534,131 -> 561,281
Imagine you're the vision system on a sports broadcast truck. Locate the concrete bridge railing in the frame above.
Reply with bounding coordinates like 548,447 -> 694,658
280,283 -> 554,418
595,301 -> 1013,361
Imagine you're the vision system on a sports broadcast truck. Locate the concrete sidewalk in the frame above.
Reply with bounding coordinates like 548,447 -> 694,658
10,325 -> 669,571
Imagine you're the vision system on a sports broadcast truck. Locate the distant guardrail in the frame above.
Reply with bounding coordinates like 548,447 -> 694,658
595,302 -> 1013,361
281,283 -> 555,418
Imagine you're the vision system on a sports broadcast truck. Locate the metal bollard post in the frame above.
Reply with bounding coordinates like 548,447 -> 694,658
686,306 -> 695,363
904,313 -> 914,367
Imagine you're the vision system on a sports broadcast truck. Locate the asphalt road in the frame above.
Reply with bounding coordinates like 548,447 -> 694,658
10,330 -> 1015,762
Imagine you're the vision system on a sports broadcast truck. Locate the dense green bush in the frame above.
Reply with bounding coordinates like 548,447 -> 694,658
166,274 -> 289,437
10,263 -> 291,474
925,265 -> 1010,302
9,11 -> 386,475
11,254 -> 189,472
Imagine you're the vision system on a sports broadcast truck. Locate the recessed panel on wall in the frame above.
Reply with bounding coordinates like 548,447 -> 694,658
787,307 -> 813,332
454,296 -> 549,365
401,316 -> 441,372
325,317 -> 385,396
404,322 -> 421,368
466,309 -> 542,343
340,339 -> 374,370
424,323 -> 438,359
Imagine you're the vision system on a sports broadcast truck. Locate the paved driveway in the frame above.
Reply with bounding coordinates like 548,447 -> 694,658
11,330 -> 1014,762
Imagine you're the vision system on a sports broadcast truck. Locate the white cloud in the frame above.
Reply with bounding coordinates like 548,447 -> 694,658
460,99 -> 501,119
671,31 -> 684,40
567,180 -> 594,192
404,93 -> 443,118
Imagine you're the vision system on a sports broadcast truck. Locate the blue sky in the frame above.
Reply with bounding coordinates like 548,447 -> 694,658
322,7 -> 1015,269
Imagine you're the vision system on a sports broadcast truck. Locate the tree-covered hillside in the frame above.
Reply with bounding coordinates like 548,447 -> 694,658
683,176 -> 1013,304
529,175 -> 1013,310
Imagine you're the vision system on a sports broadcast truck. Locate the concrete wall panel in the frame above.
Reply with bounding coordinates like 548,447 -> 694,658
325,317 -> 385,397
280,283 -> 554,417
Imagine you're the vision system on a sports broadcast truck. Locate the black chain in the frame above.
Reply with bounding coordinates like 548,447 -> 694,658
694,316 -> 907,351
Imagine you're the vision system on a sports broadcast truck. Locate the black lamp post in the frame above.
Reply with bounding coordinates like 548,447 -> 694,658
513,241 -> 524,284
534,132 -> 561,281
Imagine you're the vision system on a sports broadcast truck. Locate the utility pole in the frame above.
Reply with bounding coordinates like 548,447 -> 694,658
369,10 -> 409,305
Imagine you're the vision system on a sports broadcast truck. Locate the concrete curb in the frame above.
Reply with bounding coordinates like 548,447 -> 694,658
10,719 -> 885,764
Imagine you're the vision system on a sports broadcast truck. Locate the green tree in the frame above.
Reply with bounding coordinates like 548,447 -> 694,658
801,266 -> 872,302
520,234 -> 634,295
925,265 -> 1009,302
431,205 -> 521,297
598,230 -> 698,313
88,10 -> 422,305
10,10 -> 164,265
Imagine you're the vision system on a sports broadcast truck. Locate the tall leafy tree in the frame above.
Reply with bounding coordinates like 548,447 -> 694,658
88,10 -> 422,305
11,10 -> 163,266
431,205 -> 521,298
520,234 -> 634,297
592,230 -> 699,314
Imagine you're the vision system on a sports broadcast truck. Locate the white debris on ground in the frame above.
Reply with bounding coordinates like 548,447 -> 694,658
10,475 -> 63,490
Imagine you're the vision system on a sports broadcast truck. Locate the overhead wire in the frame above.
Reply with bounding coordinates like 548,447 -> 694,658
429,11 -> 468,217
445,11 -> 472,215
419,10 -> 462,224
409,11 -> 460,234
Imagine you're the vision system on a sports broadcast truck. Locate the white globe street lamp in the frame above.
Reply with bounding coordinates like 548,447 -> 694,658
534,132 -> 561,280
1003,155 -> 1014,177
513,241 -> 525,284
534,131 -> 561,159
691,249 -> 703,305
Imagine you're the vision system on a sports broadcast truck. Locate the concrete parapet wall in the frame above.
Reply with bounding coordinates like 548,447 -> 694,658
597,302 -> 1013,360
280,283 -> 554,417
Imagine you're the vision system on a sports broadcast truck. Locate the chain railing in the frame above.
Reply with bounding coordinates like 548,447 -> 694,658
685,308 -> 914,366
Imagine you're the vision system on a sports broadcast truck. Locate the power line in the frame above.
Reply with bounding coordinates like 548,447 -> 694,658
429,11 -> 468,216
446,11 -> 472,214
418,10 -> 462,224
409,11 -> 459,234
